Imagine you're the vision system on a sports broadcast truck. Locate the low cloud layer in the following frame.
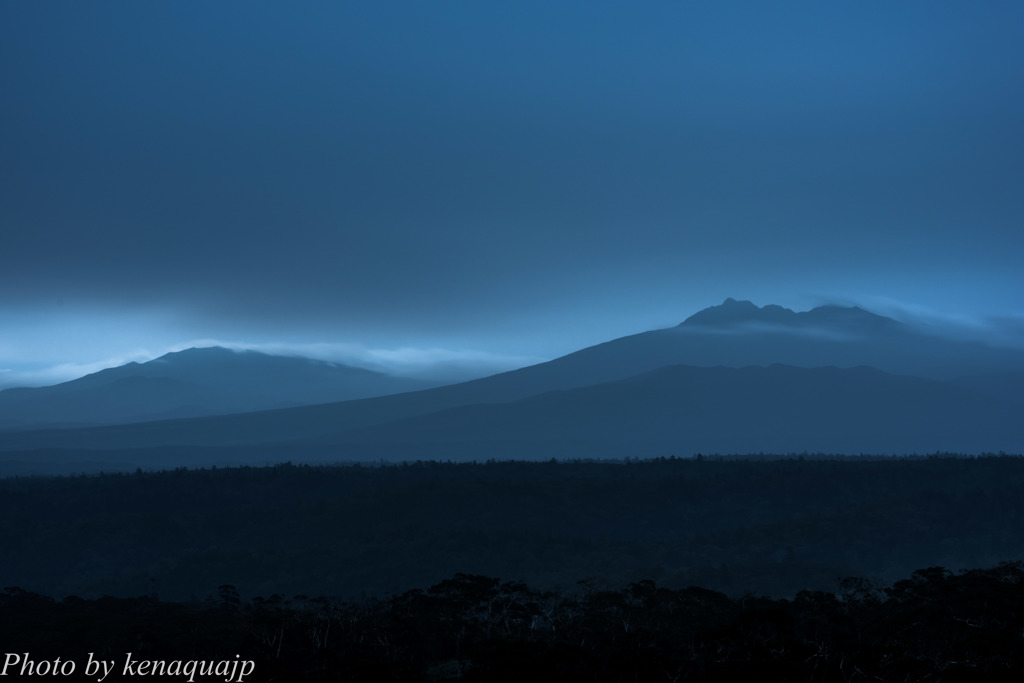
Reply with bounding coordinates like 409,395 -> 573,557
0,353 -> 156,390
170,341 -> 545,382
0,341 -> 544,391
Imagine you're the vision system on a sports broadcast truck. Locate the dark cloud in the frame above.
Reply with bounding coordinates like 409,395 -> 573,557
1,2 -> 1022,371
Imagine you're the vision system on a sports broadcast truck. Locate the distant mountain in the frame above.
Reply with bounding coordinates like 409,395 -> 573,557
1,299 -> 1021,471
681,297 -> 900,333
2,364 -> 1021,474
0,347 -> 434,427
521,298 -> 1024,386
300,363 -> 1024,459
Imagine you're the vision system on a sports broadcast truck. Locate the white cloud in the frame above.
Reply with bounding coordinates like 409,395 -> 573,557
166,339 -> 544,382
0,331 -> 546,390
850,296 -> 1024,349
0,350 -> 156,390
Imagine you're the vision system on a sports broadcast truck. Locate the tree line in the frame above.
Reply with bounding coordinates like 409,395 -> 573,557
3,562 -> 1023,681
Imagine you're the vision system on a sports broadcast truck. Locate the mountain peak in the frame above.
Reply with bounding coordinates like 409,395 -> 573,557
679,299 -> 797,327
679,299 -> 899,331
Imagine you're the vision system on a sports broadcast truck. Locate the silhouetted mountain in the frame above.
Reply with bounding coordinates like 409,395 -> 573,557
680,297 -> 899,332
2,363 -> 1021,474
1,300 -> 1021,471
297,363 -> 1023,459
0,347 -> 433,427
432,297 -> 1022,405
948,370 -> 1024,405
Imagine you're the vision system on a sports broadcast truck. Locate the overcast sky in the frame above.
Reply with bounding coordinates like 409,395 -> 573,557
2,2 -> 1023,387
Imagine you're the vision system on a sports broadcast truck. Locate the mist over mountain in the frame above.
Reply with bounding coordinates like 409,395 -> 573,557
0,346 -> 434,428
1,299 -> 1021,474
613,299 -> 1024,383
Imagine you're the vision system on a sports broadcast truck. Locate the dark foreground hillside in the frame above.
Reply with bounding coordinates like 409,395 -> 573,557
2,456 -> 1024,601
3,563 -> 1024,681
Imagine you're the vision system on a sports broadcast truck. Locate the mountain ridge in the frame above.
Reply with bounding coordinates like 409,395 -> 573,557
1,299 -> 1022,472
296,363 -> 1022,458
679,298 -> 901,332
2,363 -> 1020,474
0,346 -> 435,428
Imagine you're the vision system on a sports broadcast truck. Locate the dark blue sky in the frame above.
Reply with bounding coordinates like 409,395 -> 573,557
2,2 -> 1023,386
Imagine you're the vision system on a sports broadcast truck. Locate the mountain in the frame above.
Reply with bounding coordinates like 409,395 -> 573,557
299,363 -> 1024,459
2,363 -> 1021,474
681,297 -> 901,333
1,299 -> 1021,471
0,347 -> 434,428
560,298 -> 1024,382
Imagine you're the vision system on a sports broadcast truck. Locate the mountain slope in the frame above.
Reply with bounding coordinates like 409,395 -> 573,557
552,298 -> 1024,383
299,363 -> 1024,458
1,299 -> 1021,456
0,347 -> 433,427
2,363 -> 1021,474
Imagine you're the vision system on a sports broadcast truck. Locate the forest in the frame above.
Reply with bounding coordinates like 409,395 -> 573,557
3,455 -> 1024,600
3,562 -> 1023,681
4,455 -> 1024,679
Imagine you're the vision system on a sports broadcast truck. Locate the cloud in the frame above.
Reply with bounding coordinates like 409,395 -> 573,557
0,351 -> 156,390
848,296 -> 1024,349
170,339 -> 545,382
678,320 -> 860,341
0,339 -> 544,390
